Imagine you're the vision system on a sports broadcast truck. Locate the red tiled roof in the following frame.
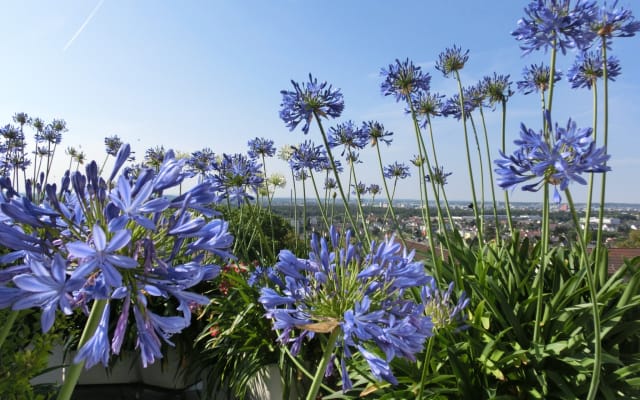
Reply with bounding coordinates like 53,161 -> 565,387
607,248 -> 640,275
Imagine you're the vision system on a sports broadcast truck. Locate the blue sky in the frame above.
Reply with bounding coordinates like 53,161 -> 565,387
2,1 -> 639,204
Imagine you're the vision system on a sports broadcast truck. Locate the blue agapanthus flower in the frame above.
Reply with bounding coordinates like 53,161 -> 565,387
495,114 -> 610,202
362,120 -> 393,147
512,0 -> 598,55
0,141 -> 234,370
435,45 -> 470,77
589,0 -> 640,45
380,58 -> 431,102
289,140 -> 329,173
567,50 -> 621,89
482,73 -> 514,105
327,121 -> 368,156
411,92 -> 445,128
279,74 -> 345,134
12,254 -> 85,333
186,148 -> 216,180
426,166 -> 453,186
517,63 -> 563,94
441,93 -> 475,120
258,226 -> 435,389
210,153 -> 263,205
383,162 -> 411,180
247,137 -> 276,159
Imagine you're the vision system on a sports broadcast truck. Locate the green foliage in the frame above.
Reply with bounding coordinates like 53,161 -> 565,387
0,310 -> 60,400
617,230 -> 640,248
397,234 -> 640,399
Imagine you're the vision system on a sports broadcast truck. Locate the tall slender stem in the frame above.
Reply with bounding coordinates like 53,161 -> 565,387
313,112 -> 367,243
583,82 -> 598,246
417,335 -> 436,399
454,70 -> 483,243
565,190 -> 602,400
374,144 -> 407,247
479,108 -> 500,240
57,299 -> 108,400
305,327 -> 341,400
309,169 -> 331,232
594,38 -> 610,285
469,115 -> 486,241
0,310 -> 19,350
501,101 -> 514,234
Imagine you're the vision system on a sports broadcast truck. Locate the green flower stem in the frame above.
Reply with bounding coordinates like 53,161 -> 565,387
469,115 -> 486,241
454,70 -> 482,243
348,155 -> 370,237
410,103 -> 448,241
261,155 -> 277,260
479,108 -> 500,240
546,40 -> 558,120
306,327 -> 341,400
57,299 -> 109,400
302,176 -> 308,242
412,145 -> 441,282
313,112 -> 367,244
309,169 -> 331,232
279,340 -> 334,394
594,38 -> 610,285
565,189 -> 602,400
412,115 -> 455,272
290,170 -> 299,252
374,143 -> 407,247
532,183 -> 550,348
501,101 -> 514,235
0,310 -> 19,350
426,115 -> 455,229
583,83 -> 598,246
417,335 -> 435,399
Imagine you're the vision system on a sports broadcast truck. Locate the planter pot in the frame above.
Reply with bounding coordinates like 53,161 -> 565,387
31,346 -> 140,386
77,353 -> 140,385
139,347 -> 195,390
247,364 -> 302,400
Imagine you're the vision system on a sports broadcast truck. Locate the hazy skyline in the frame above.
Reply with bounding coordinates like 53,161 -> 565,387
2,1 -> 639,203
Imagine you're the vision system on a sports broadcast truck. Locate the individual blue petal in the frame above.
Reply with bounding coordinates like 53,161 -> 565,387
75,302 -> 111,368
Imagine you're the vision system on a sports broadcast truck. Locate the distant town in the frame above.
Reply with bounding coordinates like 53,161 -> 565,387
267,198 -> 640,253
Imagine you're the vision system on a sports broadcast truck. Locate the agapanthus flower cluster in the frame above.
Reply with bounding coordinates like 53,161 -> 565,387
517,63 -> 563,94
104,135 -> 124,157
383,162 -> 411,180
512,0 -> 598,55
482,73 -> 515,106
588,0 -> 640,44
186,148 -> 217,180
352,182 -> 368,196
426,166 -> 453,186
258,227 -> 434,389
362,120 -> 393,146
247,137 -> 276,159
327,121 -> 368,156
441,93 -> 475,120
289,140 -> 329,173
367,184 -> 381,197
567,50 -> 621,89
421,277 -> 469,331
210,153 -> 264,205
411,92 -> 445,128
0,143 -> 234,369
435,45 -> 470,77
495,114 -> 610,202
279,74 -> 345,134
380,58 -> 432,102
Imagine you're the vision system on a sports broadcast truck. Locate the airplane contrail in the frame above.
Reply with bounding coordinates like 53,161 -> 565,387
63,0 -> 105,52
